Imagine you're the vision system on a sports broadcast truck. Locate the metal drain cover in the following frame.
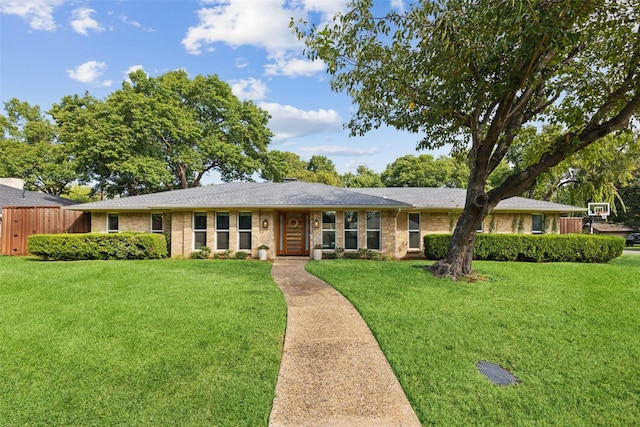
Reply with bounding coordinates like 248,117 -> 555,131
476,360 -> 519,385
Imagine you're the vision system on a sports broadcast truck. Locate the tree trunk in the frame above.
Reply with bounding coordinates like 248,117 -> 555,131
429,183 -> 491,279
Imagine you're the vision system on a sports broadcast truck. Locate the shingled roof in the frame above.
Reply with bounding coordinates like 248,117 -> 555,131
66,181 -> 585,213
0,184 -> 77,212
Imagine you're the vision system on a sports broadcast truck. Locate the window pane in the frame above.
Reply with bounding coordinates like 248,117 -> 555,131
366,211 -> 380,229
151,213 -> 163,232
216,212 -> 229,230
194,212 -> 207,230
322,211 -> 336,229
344,211 -> 358,230
322,230 -> 336,249
107,214 -> 118,232
194,232 -> 207,249
409,232 -> 420,249
408,213 -> 419,231
532,214 -> 543,233
239,231 -> 251,250
217,231 -> 229,250
367,231 -> 380,250
238,212 -> 252,230
345,230 -> 358,250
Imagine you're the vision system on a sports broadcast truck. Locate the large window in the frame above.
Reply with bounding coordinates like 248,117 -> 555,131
107,213 -> 119,233
238,212 -> 252,250
344,211 -> 358,250
151,213 -> 163,233
366,211 -> 381,250
532,214 -> 543,234
216,212 -> 230,250
408,213 -> 420,249
322,211 -> 336,249
193,212 -> 207,249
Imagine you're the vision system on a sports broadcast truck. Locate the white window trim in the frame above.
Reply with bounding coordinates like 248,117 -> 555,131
238,211 -> 252,250
216,211 -> 230,251
193,212 -> 207,250
408,212 -> 421,250
366,211 -> 381,250
322,211 -> 337,249
150,212 -> 163,234
532,213 -> 544,234
107,213 -> 119,233
344,211 -> 359,250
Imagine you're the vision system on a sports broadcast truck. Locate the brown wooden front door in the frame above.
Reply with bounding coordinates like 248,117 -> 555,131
277,212 -> 310,256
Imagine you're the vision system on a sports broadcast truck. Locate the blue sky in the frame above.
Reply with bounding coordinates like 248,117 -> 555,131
0,0 -> 446,182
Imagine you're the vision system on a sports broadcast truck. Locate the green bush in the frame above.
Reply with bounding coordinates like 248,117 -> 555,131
234,251 -> 248,260
190,246 -> 211,259
28,233 -> 168,261
424,233 -> 624,263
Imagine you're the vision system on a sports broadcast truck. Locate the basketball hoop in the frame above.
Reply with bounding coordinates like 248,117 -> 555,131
588,202 -> 610,220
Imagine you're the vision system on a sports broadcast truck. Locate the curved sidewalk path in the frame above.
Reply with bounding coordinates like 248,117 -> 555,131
268,257 -> 421,427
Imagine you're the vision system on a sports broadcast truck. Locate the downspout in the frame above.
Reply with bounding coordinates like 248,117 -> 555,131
395,208 -> 402,259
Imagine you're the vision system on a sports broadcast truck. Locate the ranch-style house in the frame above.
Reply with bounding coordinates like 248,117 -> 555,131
66,180 -> 586,259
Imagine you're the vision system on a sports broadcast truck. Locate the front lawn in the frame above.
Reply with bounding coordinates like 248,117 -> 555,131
306,257 -> 640,426
0,257 -> 286,426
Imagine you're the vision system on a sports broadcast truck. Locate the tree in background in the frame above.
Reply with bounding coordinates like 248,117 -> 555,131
343,165 -> 383,187
381,154 -> 469,188
296,0 -> 640,278
508,127 -> 640,211
51,70 -> 272,197
0,99 -> 77,195
611,156 -> 640,229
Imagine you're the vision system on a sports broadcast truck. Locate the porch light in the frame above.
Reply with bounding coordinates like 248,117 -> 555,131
313,218 -> 320,228
262,219 -> 269,229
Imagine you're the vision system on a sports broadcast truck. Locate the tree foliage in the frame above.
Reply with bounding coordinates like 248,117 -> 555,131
381,154 -> 469,188
0,99 -> 77,195
296,0 -> 640,277
50,70 -> 272,197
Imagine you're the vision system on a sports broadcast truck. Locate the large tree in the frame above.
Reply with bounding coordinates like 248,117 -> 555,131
0,99 -> 77,196
296,0 -> 640,278
51,70 -> 272,197
381,154 -> 469,188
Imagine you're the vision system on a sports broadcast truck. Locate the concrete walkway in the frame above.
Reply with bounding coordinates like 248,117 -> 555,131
268,257 -> 421,427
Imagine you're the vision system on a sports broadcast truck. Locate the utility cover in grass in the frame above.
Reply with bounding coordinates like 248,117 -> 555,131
476,360 -> 519,385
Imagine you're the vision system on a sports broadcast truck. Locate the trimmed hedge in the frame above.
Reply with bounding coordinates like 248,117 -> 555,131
28,233 -> 168,260
424,234 -> 624,263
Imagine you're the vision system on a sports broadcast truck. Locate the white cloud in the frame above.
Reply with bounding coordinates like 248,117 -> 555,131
230,78 -> 268,101
264,53 -> 325,77
70,7 -> 104,35
0,0 -> 65,31
66,60 -> 106,83
120,14 -> 155,32
299,145 -> 380,157
259,102 -> 342,142
181,0 -> 346,76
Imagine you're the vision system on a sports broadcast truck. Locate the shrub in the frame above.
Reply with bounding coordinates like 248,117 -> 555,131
234,251 -> 248,260
28,233 -> 168,261
190,246 -> 211,259
323,252 -> 338,259
424,234 -> 624,263
343,251 -> 359,259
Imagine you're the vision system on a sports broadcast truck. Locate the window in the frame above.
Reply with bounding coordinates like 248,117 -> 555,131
216,212 -> 230,250
477,221 -> 484,233
107,213 -> 119,233
238,212 -> 252,250
532,214 -> 543,234
322,211 -> 336,249
408,213 -> 420,249
344,211 -> 359,250
366,211 -> 381,250
193,212 -> 207,249
151,213 -> 163,233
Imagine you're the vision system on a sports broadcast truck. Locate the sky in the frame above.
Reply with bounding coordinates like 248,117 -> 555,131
0,0 -> 447,183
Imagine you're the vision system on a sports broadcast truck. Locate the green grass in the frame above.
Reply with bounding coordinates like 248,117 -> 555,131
306,257 -> 640,426
0,257 -> 286,426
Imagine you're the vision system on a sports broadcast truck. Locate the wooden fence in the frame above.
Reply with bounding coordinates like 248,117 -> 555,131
0,206 -> 90,256
559,217 -> 584,234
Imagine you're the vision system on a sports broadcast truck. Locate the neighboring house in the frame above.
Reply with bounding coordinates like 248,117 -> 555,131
0,178 -> 87,255
590,222 -> 635,238
66,181 -> 586,259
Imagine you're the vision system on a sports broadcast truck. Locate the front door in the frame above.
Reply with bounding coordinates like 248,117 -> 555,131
277,212 -> 310,256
